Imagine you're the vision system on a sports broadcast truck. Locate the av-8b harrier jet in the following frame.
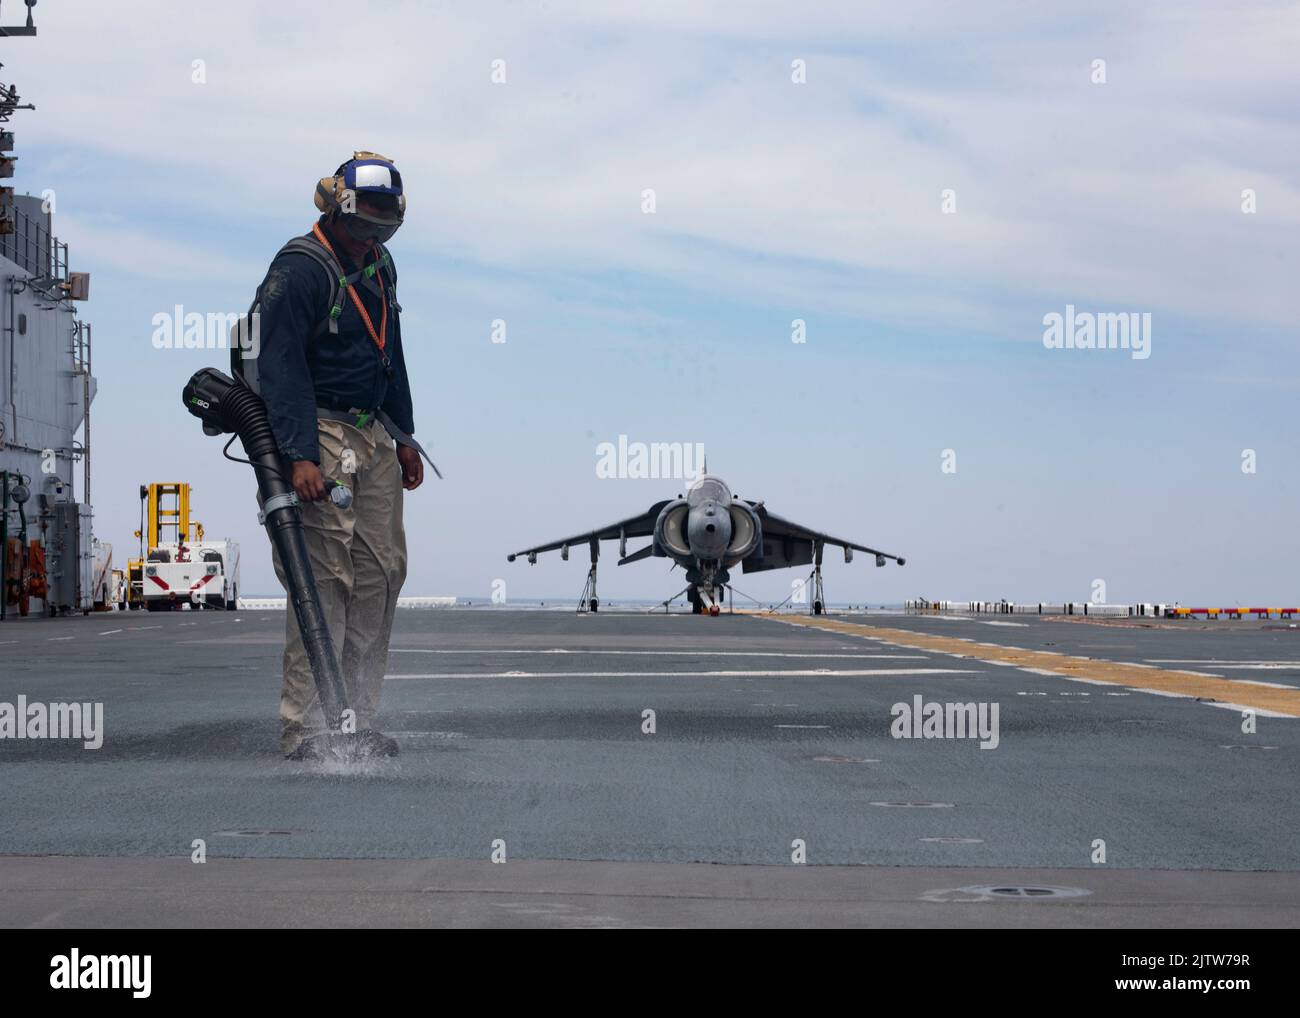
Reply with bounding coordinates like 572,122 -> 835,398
508,474 -> 905,614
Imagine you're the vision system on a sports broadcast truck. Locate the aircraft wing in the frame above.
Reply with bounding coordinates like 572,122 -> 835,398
742,504 -> 905,573
507,501 -> 672,562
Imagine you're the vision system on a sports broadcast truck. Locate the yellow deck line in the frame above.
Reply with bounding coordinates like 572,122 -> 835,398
772,616 -> 1300,717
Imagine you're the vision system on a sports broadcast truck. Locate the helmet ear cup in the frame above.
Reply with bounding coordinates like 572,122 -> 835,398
315,175 -> 359,216
314,176 -> 339,214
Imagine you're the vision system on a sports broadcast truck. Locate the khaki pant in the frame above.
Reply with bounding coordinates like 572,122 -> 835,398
265,418 -> 407,755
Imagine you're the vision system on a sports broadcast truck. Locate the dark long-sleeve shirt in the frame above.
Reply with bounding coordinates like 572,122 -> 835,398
254,220 -> 415,464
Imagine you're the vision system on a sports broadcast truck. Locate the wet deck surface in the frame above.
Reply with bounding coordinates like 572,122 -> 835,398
2,607 -> 1297,926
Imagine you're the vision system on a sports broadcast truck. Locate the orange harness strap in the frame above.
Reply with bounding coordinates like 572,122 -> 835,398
312,222 -> 387,352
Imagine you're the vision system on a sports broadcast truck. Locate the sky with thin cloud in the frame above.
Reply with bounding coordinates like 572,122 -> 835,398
10,0 -> 1299,603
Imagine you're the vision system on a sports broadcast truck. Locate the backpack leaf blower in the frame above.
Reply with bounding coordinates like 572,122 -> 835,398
182,367 -> 364,757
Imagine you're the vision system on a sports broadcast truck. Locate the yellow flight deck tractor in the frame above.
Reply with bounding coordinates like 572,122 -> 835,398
129,483 -> 240,611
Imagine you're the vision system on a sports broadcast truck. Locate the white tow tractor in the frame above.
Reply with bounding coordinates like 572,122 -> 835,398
134,483 -> 241,611
143,538 -> 240,610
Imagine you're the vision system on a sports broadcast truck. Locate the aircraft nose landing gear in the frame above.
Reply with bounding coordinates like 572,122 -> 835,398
695,583 -> 723,615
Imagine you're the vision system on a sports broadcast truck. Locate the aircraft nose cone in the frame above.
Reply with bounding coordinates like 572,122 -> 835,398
687,502 -> 731,558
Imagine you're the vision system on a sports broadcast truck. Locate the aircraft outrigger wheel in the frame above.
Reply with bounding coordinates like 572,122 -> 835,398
814,600 -> 824,615
575,540 -> 600,614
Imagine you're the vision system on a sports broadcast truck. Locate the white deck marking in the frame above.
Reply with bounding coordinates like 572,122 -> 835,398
388,649 -> 926,660
386,667 -> 975,680
1146,660 -> 1300,669
910,616 -> 1027,627
1122,663 -> 1295,690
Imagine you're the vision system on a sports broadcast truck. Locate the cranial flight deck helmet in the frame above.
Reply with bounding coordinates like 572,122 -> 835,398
315,151 -> 406,244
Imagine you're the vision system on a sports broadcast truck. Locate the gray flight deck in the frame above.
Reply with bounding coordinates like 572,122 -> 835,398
1,607 -> 1297,927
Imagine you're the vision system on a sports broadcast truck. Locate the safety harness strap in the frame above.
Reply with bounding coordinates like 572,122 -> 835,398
274,233 -> 395,340
272,235 -> 350,337
316,406 -> 443,480
311,223 -> 389,354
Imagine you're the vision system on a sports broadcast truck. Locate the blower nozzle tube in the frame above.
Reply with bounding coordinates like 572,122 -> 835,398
183,367 -> 350,730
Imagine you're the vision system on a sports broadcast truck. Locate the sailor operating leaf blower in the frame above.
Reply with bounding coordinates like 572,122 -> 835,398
182,151 -> 438,761
182,366 -> 368,757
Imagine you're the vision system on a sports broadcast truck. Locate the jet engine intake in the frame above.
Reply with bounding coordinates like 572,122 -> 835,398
726,501 -> 761,560
653,500 -> 691,559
